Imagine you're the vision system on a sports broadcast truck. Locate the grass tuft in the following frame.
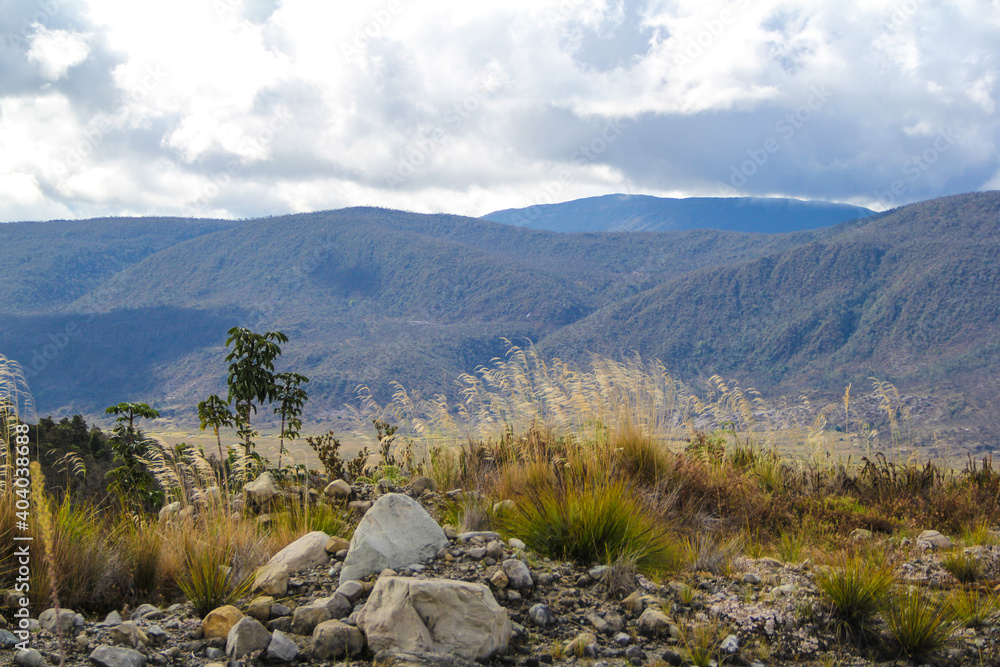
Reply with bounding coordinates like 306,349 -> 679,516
882,588 -> 958,660
504,474 -> 681,574
940,549 -> 982,583
948,588 -> 1000,628
817,554 -> 895,626
175,537 -> 254,617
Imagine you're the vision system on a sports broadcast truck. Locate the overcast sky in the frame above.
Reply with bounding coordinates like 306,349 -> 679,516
1,0 -> 998,222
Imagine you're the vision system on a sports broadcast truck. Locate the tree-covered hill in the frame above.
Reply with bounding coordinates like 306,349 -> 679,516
2,193 -> 999,450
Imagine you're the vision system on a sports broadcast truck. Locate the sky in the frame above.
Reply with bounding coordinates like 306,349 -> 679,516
0,0 -> 998,222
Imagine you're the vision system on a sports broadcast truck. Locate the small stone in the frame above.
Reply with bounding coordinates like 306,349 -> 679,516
486,540 -> 505,560
0,629 -> 18,648
326,536 -> 350,553
564,632 -> 598,657
267,629 -> 299,662
506,589 -> 522,603
576,574 -> 592,587
586,612 -> 611,634
272,603 -> 292,617
850,528 -> 872,541
226,617 -> 271,658
490,569 -> 509,590
502,559 -> 533,589
349,500 -> 373,517
742,573 -> 761,584
588,565 -> 608,580
325,479 -> 352,498
661,649 -> 685,666
291,605 -> 331,635
88,645 -> 148,667
621,591 -> 645,615
721,634 -> 739,654
443,525 -> 458,540
203,605 -> 243,640
246,471 -> 279,505
246,596 -> 274,622
613,632 -> 630,646
624,645 -> 646,661
528,604 -> 556,627
312,619 -> 365,659
335,579 -> 366,603
13,649 -> 45,667
604,611 -> 625,633
103,610 -> 123,626
110,621 -> 149,647
917,529 -> 951,549
409,476 -> 437,494
267,617 -> 292,633
508,538 -> 526,550
39,607 -> 77,633
469,547 -> 487,560
146,626 -> 168,645
637,608 -> 671,636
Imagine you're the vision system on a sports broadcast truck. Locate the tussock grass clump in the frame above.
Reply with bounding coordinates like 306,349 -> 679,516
116,517 -> 164,602
682,532 -> 740,575
817,554 -> 895,626
175,537 -> 254,617
941,549 -> 982,583
31,494 -> 124,612
679,617 -> 728,667
948,588 -> 1000,628
882,588 -> 958,660
504,474 -> 681,574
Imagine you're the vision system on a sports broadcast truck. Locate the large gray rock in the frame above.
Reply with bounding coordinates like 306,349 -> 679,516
245,472 -> 279,505
312,620 -> 365,660
254,530 -> 331,596
340,494 -> 448,583
357,576 -> 511,661
226,617 -> 271,658
88,645 -> 147,667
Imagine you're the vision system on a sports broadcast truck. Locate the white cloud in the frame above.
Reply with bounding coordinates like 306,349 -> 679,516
1,0 -> 999,222
26,25 -> 91,80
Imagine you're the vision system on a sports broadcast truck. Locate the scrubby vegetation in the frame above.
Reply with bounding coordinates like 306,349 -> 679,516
4,338 -> 1000,663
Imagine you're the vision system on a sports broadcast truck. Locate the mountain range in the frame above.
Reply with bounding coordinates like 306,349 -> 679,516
1,192 -> 997,452
483,194 -> 873,233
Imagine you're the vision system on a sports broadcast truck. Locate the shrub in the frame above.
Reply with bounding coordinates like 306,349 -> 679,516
817,554 -> 894,626
882,588 -> 958,660
505,474 -> 680,574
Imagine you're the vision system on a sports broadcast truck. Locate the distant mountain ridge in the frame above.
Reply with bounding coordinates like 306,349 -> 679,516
483,194 -> 874,234
2,192 -> 999,454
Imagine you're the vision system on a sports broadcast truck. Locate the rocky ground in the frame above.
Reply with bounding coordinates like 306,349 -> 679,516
2,477 -> 999,667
